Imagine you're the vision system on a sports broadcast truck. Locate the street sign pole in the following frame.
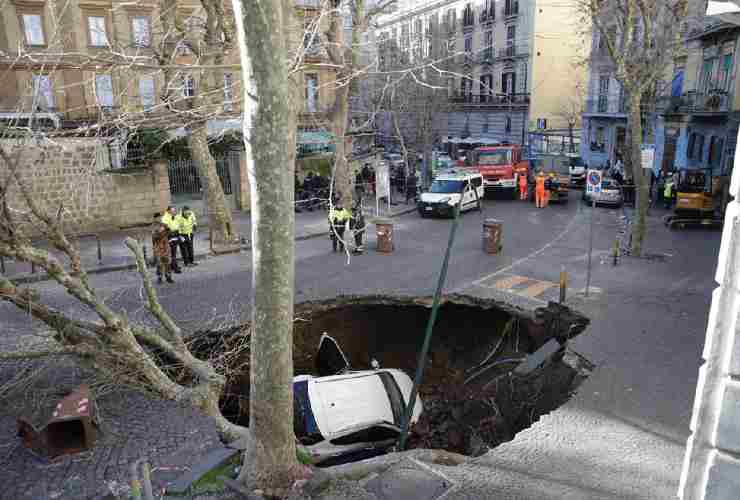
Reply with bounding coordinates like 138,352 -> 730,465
585,169 -> 602,298
586,197 -> 595,297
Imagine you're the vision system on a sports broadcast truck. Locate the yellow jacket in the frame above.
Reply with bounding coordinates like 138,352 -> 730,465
177,212 -> 197,236
329,208 -> 351,222
161,212 -> 180,233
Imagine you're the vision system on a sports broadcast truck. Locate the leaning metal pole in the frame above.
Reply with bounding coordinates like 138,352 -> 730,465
398,186 -> 466,450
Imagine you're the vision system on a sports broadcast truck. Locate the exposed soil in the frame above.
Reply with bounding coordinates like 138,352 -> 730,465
190,294 -> 592,457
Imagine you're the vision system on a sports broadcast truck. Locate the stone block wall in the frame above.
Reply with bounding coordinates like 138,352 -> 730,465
0,138 -> 170,235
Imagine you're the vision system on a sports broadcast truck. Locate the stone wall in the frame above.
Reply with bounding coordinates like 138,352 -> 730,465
0,138 -> 170,235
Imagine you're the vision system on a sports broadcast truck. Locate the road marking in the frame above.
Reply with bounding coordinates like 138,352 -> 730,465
492,274 -> 530,290
520,280 -> 555,298
471,210 -> 582,287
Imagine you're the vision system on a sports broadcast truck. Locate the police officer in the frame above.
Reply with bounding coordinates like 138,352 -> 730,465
161,206 -> 185,273
328,201 -> 351,252
350,203 -> 365,254
177,206 -> 198,267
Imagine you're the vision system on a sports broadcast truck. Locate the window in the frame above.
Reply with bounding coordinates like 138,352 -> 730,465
95,74 -> 114,108
463,3 -> 474,27
719,52 -> 733,92
700,58 -> 716,93
139,76 -> 155,110
687,132 -> 696,159
22,14 -> 45,46
696,134 -> 705,161
464,35 -> 473,54
223,73 -> 233,111
480,74 -> 493,101
598,75 -> 609,112
505,116 -> 512,133
460,77 -> 472,101
305,74 -> 318,112
506,25 -> 516,56
32,75 -> 54,110
484,30 -> 494,59
711,137 -> 724,167
505,0 -> 519,16
502,71 -> 516,94
131,16 -> 151,47
330,426 -> 400,446
88,16 -> 109,46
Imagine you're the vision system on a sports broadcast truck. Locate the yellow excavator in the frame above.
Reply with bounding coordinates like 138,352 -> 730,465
664,168 -> 723,230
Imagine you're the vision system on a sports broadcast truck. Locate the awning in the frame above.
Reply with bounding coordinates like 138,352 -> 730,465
707,1 -> 740,23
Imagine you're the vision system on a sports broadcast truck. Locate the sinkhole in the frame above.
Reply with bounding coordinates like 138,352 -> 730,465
190,294 -> 593,458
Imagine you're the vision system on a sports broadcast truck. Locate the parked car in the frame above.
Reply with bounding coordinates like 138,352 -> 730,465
582,178 -> 623,207
293,369 -> 423,465
417,170 -> 484,217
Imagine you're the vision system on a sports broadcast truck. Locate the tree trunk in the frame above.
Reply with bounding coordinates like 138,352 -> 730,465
569,124 -> 575,154
187,126 -> 235,245
627,93 -> 648,256
333,85 -> 354,208
233,0 -> 298,491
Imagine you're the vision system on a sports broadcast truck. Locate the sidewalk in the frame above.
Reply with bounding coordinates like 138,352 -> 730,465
3,201 -> 417,284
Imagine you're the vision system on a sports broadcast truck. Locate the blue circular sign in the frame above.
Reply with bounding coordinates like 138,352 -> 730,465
588,171 -> 601,186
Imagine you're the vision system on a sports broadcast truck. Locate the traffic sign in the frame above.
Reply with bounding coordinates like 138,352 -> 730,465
586,169 -> 602,194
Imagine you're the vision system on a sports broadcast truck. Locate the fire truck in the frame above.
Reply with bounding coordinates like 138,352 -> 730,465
464,144 -> 529,199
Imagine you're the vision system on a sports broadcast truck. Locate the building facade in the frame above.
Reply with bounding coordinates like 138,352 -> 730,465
0,0 -> 336,141
580,28 -> 628,169
655,19 -> 739,179
372,0 -> 586,147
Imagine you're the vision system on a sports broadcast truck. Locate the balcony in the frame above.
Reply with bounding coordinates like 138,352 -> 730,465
583,97 -> 626,116
498,43 -> 529,59
450,92 -> 530,108
655,91 -> 731,115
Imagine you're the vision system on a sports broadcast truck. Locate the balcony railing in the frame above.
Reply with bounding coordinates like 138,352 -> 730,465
450,92 -> 530,107
655,90 -> 731,114
498,43 -> 529,58
584,97 -> 626,114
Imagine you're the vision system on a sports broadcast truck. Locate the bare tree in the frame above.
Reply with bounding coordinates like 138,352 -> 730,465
579,0 -> 688,255
555,76 -> 585,155
231,0 -> 302,493
0,142 -> 245,441
323,0 -> 397,208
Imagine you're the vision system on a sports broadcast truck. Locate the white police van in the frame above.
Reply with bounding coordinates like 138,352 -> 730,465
417,170 -> 484,217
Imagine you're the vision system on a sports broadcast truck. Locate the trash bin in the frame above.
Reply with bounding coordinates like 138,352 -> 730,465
483,219 -> 502,254
375,219 -> 394,253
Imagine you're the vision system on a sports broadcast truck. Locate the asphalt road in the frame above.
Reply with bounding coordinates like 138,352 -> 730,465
2,194 -> 583,339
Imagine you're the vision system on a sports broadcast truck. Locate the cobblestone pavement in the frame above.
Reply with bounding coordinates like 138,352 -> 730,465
0,359 -> 221,500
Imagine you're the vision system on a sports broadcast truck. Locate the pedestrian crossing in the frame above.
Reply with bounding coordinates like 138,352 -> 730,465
478,273 -> 559,302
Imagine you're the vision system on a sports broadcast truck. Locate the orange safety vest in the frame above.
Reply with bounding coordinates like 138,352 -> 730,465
519,174 -> 528,188
535,175 -> 545,192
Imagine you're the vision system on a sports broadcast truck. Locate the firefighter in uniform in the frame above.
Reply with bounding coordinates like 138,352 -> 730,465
535,171 -> 546,208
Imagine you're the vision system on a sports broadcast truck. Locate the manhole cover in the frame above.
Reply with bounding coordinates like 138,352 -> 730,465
365,462 -> 452,500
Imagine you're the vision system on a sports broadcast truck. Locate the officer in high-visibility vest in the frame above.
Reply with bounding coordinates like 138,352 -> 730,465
161,206 -> 185,273
176,206 -> 198,267
328,201 -> 351,252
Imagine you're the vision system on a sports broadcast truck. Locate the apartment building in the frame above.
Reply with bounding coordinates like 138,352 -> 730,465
654,18 -> 739,177
580,29 -> 628,169
0,0 -> 336,137
372,0 -> 586,146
